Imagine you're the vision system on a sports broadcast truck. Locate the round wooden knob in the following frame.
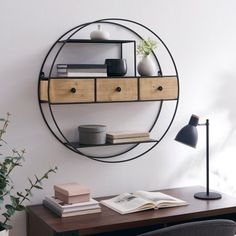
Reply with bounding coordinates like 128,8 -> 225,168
157,86 -> 163,91
116,87 -> 122,92
70,87 -> 77,93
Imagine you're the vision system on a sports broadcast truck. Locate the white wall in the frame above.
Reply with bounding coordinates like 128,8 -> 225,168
1,0 -> 236,235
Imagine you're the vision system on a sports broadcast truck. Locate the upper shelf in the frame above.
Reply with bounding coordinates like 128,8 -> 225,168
58,39 -> 135,44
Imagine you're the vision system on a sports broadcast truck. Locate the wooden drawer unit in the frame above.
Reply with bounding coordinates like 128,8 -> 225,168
96,78 -> 138,102
139,76 -> 178,100
40,79 -> 95,103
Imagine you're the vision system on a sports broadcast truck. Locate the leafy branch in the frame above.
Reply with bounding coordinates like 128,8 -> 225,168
0,114 -> 57,230
1,167 -> 57,230
137,38 -> 157,57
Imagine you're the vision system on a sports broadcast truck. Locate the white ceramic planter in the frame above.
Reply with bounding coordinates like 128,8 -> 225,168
0,230 -> 9,236
137,55 -> 156,76
90,25 -> 110,40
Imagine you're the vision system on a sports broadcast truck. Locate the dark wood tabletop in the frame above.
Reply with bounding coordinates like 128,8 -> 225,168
26,186 -> 236,236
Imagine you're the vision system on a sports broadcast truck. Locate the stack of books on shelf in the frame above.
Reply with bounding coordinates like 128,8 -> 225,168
57,64 -> 107,77
106,131 -> 151,144
43,196 -> 101,217
43,183 -> 101,217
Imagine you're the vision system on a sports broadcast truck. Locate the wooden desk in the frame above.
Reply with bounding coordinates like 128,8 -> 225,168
26,186 -> 236,236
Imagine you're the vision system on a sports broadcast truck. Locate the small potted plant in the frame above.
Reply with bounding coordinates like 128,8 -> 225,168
0,113 -> 57,235
137,38 -> 158,76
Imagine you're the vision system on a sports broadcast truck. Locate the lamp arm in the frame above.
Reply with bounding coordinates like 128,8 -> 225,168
206,119 -> 209,196
197,119 -> 210,196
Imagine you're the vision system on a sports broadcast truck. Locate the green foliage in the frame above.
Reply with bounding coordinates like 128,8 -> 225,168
137,38 -> 158,57
0,113 -> 57,231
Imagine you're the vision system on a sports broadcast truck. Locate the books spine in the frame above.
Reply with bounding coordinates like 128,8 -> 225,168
44,199 -> 100,213
67,72 -> 107,77
57,64 -> 107,69
106,137 -> 151,144
57,64 -> 107,77
43,200 -> 101,217
106,132 -> 150,139
44,196 -> 99,209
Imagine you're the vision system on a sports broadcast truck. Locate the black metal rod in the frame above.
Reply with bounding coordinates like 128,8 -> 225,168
134,41 -> 137,77
206,119 -> 209,195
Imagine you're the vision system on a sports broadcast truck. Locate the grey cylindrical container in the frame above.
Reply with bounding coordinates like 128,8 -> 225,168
78,125 -> 106,145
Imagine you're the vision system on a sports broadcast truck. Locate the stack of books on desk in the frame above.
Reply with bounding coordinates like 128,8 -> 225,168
57,64 -> 107,77
106,131 -> 151,144
43,196 -> 101,217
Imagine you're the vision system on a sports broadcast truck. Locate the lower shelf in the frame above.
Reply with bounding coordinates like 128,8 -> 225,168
64,139 -> 158,149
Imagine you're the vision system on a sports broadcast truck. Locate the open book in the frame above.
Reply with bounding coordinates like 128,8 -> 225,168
100,190 -> 188,214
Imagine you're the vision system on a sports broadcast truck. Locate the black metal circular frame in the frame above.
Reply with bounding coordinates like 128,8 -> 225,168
38,18 -> 179,163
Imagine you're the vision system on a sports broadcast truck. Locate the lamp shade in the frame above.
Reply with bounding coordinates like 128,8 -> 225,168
175,115 -> 199,148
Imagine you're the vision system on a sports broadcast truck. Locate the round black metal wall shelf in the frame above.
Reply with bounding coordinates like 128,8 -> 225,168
38,18 -> 179,163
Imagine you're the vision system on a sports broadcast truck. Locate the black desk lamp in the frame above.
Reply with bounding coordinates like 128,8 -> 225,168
175,114 -> 221,200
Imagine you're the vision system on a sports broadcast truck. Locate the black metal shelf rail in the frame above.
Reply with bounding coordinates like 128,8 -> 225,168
38,18 -> 179,163
40,99 -> 177,105
58,39 -> 135,43
66,139 -> 158,149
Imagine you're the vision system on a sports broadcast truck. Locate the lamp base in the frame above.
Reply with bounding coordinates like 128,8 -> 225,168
194,192 -> 222,200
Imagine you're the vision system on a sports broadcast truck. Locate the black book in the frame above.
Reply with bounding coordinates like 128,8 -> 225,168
57,64 -> 107,69
57,64 -> 107,75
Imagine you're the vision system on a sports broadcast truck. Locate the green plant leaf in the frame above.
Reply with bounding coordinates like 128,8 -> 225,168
34,185 -> 43,190
15,205 -> 25,211
2,213 -> 10,219
2,224 -> 12,230
10,196 -> 19,207
5,204 -> 15,216
16,192 -> 24,198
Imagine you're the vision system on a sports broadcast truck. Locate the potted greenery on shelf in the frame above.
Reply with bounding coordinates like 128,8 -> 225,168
137,38 -> 158,76
0,113 -> 57,235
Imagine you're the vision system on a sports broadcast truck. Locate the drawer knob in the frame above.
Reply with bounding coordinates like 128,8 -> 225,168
70,87 -> 77,93
157,86 -> 163,91
116,87 -> 122,92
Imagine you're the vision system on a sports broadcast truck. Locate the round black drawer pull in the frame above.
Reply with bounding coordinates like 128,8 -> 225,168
70,87 -> 77,93
116,87 -> 122,92
157,86 -> 163,91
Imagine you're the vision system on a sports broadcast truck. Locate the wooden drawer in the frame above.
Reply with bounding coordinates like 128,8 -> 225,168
96,78 -> 138,102
40,79 -> 95,103
139,76 -> 178,100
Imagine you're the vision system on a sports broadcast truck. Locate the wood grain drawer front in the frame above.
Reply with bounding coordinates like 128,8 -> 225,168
96,78 -> 138,102
40,79 -> 95,103
139,76 -> 178,100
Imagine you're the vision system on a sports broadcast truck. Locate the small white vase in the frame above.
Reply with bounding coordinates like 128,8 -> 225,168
0,230 -> 9,236
137,55 -> 157,76
90,25 -> 110,40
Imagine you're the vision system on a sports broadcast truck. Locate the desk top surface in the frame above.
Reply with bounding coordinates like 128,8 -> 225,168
27,186 -> 236,235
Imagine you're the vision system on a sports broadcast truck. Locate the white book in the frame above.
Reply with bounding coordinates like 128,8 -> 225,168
67,68 -> 107,73
43,200 -> 101,217
100,191 -> 188,215
106,131 -> 150,139
106,136 -> 151,144
44,196 -> 99,213
67,72 -> 107,77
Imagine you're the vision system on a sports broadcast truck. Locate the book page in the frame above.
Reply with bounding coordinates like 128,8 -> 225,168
101,193 -> 155,214
134,191 -> 187,208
